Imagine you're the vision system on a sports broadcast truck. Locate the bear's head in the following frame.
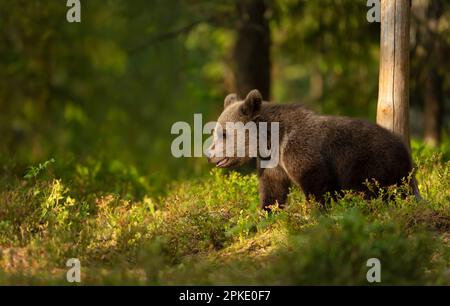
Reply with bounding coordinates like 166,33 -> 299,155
207,89 -> 264,168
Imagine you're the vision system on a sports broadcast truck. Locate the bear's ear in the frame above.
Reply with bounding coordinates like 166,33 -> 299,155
224,93 -> 238,109
240,89 -> 262,117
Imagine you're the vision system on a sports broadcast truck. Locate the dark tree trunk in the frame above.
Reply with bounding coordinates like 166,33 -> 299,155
423,0 -> 444,147
233,0 -> 271,100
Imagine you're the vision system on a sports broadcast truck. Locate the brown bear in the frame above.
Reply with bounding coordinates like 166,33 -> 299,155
207,89 -> 418,211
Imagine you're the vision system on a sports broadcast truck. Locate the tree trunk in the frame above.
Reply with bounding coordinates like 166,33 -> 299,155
233,0 -> 271,100
377,0 -> 411,148
423,0 -> 444,147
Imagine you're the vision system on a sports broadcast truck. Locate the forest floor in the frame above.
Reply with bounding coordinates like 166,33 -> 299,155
0,141 -> 449,285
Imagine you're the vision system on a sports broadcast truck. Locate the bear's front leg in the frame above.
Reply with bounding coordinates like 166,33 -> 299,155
258,166 -> 291,211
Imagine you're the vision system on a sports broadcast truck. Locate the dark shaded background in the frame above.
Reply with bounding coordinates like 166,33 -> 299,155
1,0 -> 449,191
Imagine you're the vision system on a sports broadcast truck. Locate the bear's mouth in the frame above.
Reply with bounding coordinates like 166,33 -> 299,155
216,158 -> 229,168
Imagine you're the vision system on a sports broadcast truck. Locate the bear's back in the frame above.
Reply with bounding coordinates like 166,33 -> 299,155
270,105 -> 413,191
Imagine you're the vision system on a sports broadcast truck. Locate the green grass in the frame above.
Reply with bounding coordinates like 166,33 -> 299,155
0,143 -> 449,285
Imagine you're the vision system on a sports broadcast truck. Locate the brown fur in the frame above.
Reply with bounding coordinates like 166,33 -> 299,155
208,90 -> 413,211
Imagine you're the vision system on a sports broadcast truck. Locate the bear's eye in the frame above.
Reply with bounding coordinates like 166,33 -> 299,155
222,131 -> 227,139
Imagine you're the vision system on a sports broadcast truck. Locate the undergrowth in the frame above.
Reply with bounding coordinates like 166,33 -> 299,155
0,144 -> 448,285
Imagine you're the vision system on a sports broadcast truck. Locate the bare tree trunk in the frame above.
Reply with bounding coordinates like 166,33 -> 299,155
377,1 -> 423,200
233,0 -> 271,100
423,0 -> 444,147
377,0 -> 411,149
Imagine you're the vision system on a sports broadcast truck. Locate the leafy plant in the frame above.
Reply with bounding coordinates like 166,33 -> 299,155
23,158 -> 56,180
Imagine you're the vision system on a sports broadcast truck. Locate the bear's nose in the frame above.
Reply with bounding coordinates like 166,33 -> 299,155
205,144 -> 215,159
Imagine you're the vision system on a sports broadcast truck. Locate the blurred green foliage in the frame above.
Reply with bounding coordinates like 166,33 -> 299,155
2,0 -> 448,185
0,0 -> 229,180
